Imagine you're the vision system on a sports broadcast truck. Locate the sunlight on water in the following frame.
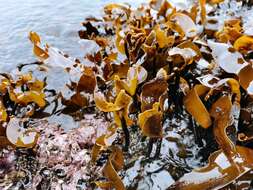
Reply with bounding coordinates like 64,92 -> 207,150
0,0 -> 145,72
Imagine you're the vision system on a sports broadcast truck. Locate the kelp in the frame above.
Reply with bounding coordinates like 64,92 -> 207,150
138,102 -> 163,138
86,1 -> 253,188
29,31 -> 49,61
168,146 -> 253,190
234,35 -> 253,52
0,97 -> 7,122
94,90 -> 131,113
96,146 -> 125,190
140,69 -> 168,112
170,13 -> 197,38
0,73 -> 46,120
2,0 -> 253,189
91,125 -> 117,162
216,19 -> 242,43
183,85 -> 211,128
6,118 -> 38,148
114,65 -> 147,96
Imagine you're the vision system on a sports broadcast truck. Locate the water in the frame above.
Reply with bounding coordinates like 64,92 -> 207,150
0,0 -> 144,73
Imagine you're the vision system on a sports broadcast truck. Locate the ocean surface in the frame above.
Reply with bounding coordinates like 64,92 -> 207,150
0,0 -> 144,73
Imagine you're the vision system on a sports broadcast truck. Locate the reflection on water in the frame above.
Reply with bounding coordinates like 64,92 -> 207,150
0,0 -> 145,129
0,0 -> 144,73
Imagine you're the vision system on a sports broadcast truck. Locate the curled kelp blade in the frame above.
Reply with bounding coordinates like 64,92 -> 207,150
91,124 -> 117,162
115,28 -> 126,55
115,65 -> 147,96
140,74 -> 168,112
94,90 -> 131,112
234,35 -> 253,53
177,40 -> 202,59
183,84 -> 211,128
154,25 -> 175,48
94,91 -> 122,112
6,118 -> 38,148
114,73 -> 137,96
114,96 -> 134,128
197,75 -> 241,104
127,65 -> 147,85
29,31 -> 49,61
138,102 -> 163,138
167,146 -> 253,190
210,95 -> 236,158
238,64 -> 253,96
96,146 -> 125,190
5,73 -> 47,108
169,47 -> 197,65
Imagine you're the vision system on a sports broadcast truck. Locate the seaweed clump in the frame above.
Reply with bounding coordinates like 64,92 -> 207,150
1,0 -> 253,189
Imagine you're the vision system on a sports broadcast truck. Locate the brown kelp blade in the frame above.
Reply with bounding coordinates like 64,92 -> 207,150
183,85 -> 211,128
168,146 -> 253,190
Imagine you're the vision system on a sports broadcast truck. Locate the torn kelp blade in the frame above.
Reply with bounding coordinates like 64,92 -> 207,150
6,118 -> 38,148
208,40 -> 248,74
167,146 -> 253,190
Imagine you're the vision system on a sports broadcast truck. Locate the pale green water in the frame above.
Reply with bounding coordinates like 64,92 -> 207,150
0,0 -> 145,72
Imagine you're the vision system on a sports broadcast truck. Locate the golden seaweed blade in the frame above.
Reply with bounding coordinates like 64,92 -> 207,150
6,118 -> 38,148
138,102 -> 163,138
168,146 -> 253,190
9,74 -> 46,108
234,35 -> 253,53
140,70 -> 168,112
18,0 -> 253,189
216,19 -> 242,43
114,65 -> 147,96
184,84 -> 211,128
94,90 -> 131,113
96,146 -> 125,190
0,97 -> 7,122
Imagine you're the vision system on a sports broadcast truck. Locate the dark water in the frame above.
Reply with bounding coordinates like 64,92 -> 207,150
0,0 -> 144,73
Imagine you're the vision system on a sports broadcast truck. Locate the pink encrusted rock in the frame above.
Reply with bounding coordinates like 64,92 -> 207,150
32,114 -> 108,189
